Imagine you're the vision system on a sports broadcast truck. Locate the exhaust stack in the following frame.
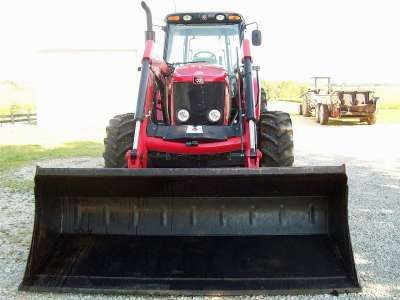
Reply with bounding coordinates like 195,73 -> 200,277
141,1 -> 155,41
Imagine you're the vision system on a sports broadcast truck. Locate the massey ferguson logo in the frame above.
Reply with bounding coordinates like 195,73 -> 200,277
193,76 -> 204,85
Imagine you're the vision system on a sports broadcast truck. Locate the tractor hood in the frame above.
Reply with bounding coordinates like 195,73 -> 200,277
172,63 -> 227,83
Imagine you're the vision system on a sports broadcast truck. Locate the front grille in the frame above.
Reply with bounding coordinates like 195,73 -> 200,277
148,151 -> 244,168
174,82 -> 225,125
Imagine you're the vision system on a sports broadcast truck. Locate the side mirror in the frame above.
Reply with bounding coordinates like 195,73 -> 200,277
252,30 -> 262,46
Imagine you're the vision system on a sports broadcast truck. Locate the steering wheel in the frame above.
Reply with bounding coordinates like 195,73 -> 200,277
193,51 -> 217,64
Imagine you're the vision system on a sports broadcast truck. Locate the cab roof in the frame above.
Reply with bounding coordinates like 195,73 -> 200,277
165,12 -> 245,25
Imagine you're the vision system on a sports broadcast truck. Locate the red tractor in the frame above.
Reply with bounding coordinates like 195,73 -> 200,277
103,5 -> 293,169
21,2 -> 359,296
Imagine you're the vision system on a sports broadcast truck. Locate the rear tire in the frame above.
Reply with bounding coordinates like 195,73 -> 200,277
302,97 -> 311,117
258,111 -> 294,167
103,113 -> 136,168
319,104 -> 329,125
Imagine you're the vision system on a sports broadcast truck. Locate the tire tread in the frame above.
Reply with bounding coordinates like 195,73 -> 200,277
258,111 -> 294,167
103,113 -> 135,168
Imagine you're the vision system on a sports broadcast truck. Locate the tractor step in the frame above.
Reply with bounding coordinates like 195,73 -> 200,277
20,167 -> 360,295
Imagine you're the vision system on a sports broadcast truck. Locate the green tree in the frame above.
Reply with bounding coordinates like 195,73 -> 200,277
261,80 -> 310,102
261,80 -> 279,100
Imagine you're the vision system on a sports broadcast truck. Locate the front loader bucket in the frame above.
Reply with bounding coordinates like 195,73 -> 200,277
20,166 -> 360,295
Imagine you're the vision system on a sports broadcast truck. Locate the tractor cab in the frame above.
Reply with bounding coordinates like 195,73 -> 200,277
163,13 -> 247,74
159,12 -> 261,127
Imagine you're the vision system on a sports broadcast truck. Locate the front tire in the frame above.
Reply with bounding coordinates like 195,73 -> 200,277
319,104 -> 329,125
302,97 -> 311,117
103,113 -> 136,168
258,111 -> 294,167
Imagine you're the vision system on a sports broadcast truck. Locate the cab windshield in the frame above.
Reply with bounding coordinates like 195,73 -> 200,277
165,24 -> 241,74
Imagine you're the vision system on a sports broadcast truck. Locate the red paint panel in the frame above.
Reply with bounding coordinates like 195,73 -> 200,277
146,136 -> 243,155
243,39 -> 252,60
173,64 -> 227,83
142,40 -> 154,61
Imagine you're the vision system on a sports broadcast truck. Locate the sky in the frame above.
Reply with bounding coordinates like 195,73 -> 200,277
0,0 -> 399,83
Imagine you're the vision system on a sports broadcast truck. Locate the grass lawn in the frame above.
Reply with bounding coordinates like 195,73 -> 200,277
0,141 -> 103,173
0,141 -> 103,191
376,109 -> 400,123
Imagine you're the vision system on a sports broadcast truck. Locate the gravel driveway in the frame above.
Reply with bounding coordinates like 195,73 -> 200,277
1,116 -> 399,299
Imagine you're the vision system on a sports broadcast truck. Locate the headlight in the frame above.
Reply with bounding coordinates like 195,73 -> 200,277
208,109 -> 221,122
177,109 -> 190,122
183,15 -> 192,21
216,14 -> 225,21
